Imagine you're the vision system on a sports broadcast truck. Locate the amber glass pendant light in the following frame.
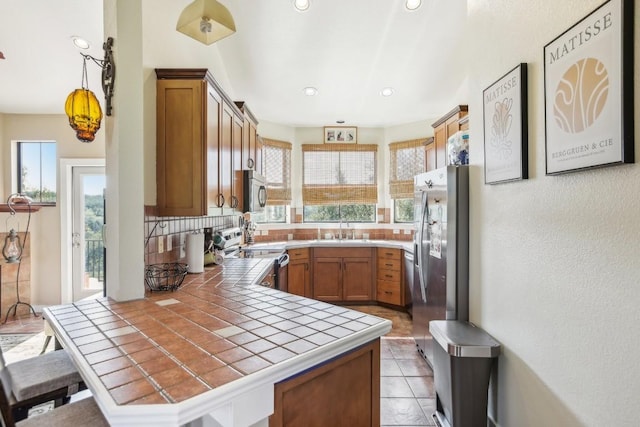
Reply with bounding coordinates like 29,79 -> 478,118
65,56 -> 103,142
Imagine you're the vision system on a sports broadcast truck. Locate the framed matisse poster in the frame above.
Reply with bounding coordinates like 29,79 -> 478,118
483,63 -> 528,184
544,0 -> 634,175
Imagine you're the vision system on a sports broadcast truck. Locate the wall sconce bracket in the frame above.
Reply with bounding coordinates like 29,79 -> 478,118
82,37 -> 116,116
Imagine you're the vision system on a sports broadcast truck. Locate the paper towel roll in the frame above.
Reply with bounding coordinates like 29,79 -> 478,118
186,232 -> 204,273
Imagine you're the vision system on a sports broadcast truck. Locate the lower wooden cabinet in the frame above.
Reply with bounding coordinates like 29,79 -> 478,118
376,248 -> 404,306
270,339 -> 380,427
287,248 -> 311,297
312,247 -> 374,302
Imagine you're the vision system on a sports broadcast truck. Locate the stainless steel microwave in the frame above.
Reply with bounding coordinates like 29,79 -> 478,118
242,170 -> 267,213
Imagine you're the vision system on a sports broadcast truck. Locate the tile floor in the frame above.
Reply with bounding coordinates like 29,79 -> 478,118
1,308 -> 438,426
380,337 -> 437,426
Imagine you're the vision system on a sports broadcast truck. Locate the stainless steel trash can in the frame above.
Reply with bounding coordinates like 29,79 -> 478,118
429,320 -> 501,427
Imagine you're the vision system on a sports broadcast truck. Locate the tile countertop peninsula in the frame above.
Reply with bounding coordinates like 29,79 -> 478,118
43,257 -> 391,427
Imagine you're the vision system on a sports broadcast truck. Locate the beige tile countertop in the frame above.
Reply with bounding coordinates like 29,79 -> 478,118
43,257 -> 391,426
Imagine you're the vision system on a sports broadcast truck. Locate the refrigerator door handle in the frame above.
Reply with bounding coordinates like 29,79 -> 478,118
417,191 -> 429,303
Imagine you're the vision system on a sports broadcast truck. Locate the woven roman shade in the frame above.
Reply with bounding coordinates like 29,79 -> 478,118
302,144 -> 378,205
262,138 -> 292,205
389,138 -> 427,199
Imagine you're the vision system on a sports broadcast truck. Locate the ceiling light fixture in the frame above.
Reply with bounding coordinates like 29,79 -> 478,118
303,87 -> 318,96
294,0 -> 310,12
177,0 -> 236,45
71,36 -> 90,50
405,0 -> 422,11
381,87 -> 394,97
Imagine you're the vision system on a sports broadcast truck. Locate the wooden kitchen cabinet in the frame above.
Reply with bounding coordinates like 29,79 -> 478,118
155,68 -> 245,216
432,105 -> 468,169
287,248 -> 311,297
312,247 -> 374,302
270,339 -> 380,427
424,137 -> 436,172
235,101 -> 260,172
376,248 -> 403,307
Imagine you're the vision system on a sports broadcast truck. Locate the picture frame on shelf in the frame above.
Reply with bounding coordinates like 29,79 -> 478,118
543,0 -> 634,175
483,63 -> 529,184
324,126 -> 357,143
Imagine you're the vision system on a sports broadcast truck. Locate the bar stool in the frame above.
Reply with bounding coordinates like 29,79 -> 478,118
0,377 -> 107,427
0,345 -> 86,422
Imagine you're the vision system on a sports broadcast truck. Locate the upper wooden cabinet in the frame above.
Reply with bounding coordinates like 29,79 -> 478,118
424,137 -> 436,172
155,68 -> 244,216
431,105 -> 468,169
235,101 -> 260,173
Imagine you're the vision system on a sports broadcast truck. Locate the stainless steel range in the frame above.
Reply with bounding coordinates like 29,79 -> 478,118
239,247 -> 289,289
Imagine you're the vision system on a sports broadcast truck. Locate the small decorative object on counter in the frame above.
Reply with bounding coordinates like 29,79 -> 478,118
243,212 -> 257,244
447,130 -> 469,165
144,263 -> 188,292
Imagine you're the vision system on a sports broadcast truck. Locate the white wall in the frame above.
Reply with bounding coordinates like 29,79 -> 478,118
0,114 -> 105,306
467,0 -> 640,425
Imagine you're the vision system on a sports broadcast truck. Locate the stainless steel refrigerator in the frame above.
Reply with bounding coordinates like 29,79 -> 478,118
412,165 -> 469,368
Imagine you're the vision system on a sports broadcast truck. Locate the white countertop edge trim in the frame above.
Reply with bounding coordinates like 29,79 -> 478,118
249,239 -> 413,252
44,309 -> 391,426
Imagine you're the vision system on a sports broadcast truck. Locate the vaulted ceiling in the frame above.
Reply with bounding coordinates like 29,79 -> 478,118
0,0 -> 468,127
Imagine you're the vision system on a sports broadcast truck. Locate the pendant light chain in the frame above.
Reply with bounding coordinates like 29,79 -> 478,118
81,56 -> 90,90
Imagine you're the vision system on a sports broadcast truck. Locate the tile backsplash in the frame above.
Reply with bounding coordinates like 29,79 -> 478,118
144,206 -> 239,265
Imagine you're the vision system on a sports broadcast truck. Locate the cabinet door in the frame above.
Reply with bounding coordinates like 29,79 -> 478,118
434,124 -> 446,169
255,135 -> 264,175
425,141 -> 436,172
207,85 -> 223,210
220,102 -> 233,208
157,79 -> 205,216
343,257 -> 373,301
248,121 -> 257,170
288,259 -> 309,297
445,114 -> 461,141
313,257 -> 342,301
231,115 -> 243,209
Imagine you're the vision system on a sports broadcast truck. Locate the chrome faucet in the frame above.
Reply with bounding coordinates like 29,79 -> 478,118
338,219 -> 343,241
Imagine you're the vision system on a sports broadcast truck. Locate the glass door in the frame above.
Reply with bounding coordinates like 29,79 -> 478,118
72,166 -> 106,301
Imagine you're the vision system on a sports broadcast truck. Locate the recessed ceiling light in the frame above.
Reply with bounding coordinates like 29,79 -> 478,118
405,0 -> 421,11
303,87 -> 318,96
71,36 -> 90,50
294,0 -> 310,12
381,87 -> 394,97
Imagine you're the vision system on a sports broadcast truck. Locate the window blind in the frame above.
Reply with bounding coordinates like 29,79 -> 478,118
302,144 -> 378,205
388,139 -> 427,199
262,138 -> 292,205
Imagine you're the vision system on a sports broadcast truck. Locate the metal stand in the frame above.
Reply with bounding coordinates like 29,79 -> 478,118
2,193 -> 38,324
2,255 -> 38,324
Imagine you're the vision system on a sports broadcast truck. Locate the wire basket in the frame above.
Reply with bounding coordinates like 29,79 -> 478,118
144,263 -> 188,292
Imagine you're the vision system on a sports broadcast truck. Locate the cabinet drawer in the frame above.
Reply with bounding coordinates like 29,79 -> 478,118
376,280 -> 402,305
377,258 -> 401,272
288,248 -> 310,260
377,248 -> 401,261
377,268 -> 401,283
314,247 -> 373,258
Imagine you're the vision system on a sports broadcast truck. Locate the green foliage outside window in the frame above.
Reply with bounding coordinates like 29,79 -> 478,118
394,199 -> 414,223
303,204 -> 375,222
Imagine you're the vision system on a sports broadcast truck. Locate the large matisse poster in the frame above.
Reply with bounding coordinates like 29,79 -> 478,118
544,0 -> 634,175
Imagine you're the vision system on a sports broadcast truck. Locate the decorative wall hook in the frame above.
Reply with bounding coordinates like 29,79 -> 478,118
82,37 -> 116,116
